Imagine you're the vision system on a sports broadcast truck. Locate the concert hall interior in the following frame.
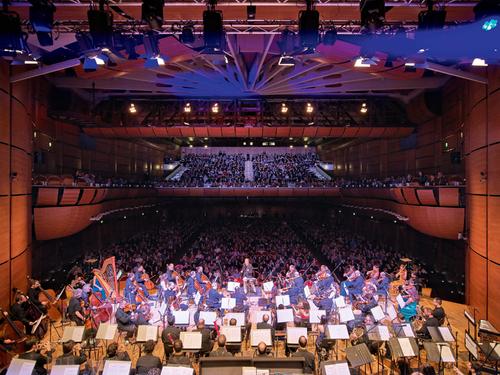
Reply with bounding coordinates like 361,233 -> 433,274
0,0 -> 499,373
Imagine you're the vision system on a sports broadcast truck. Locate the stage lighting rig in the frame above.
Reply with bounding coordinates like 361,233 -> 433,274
474,0 -> 500,21
203,0 -> 224,51
29,0 -> 56,46
0,5 -> 28,57
247,4 -> 256,20
142,0 -> 164,30
87,0 -> 114,48
142,32 -> 167,68
180,25 -> 195,44
360,0 -> 386,32
299,0 -> 320,49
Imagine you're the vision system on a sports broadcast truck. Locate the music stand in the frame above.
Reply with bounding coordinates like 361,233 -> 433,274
321,360 -> 351,375
136,325 -> 159,342
276,295 -> 291,307
388,337 -> 419,374
276,309 -> 294,323
102,360 -> 131,375
479,342 -> 500,373
423,342 -> 455,374
49,365 -> 80,375
180,332 -> 202,353
223,312 -> 246,326
6,358 -> 36,375
428,326 -> 456,343
392,323 -> 416,338
367,325 -> 391,373
173,310 -> 190,326
345,343 -> 372,374
61,326 -> 85,342
221,298 -> 236,310
199,311 -> 217,326
325,324 -> 349,360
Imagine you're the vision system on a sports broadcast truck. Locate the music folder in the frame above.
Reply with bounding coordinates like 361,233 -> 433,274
286,327 -> 307,344
61,326 -> 85,343
326,324 -> 349,340
220,326 -> 242,343
227,282 -> 239,292
96,323 -> 118,340
49,365 -> 80,375
423,342 -> 456,363
321,360 -> 351,375
200,311 -> 217,326
136,325 -> 158,342
6,358 -> 36,375
370,306 -> 385,322
173,310 -> 190,325
338,306 -> 355,323
275,295 -> 290,307
250,329 -> 272,347
309,309 -> 326,324
180,332 -> 202,350
428,326 -> 455,342
102,360 -> 132,375
263,281 -> 274,293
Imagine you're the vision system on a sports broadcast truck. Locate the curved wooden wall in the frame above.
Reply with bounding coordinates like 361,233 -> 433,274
464,66 -> 500,327
33,187 -> 158,240
0,62 -> 33,309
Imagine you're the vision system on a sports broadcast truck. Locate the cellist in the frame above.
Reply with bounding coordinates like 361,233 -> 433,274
10,295 -> 33,333
27,280 -> 48,314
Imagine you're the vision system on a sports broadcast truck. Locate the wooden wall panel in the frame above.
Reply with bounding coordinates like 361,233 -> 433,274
0,262 -> 11,310
468,195 -> 486,257
0,197 -> 9,264
416,189 -> 437,206
0,144 -> 9,196
487,196 -> 500,264
10,250 -> 30,293
11,195 -> 31,258
468,250 -> 487,319
487,90 -> 500,144
466,147 -> 486,195
11,148 -> 31,195
487,261 -> 500,328
467,100 -> 487,153
439,188 -> 460,207
487,143 -> 500,195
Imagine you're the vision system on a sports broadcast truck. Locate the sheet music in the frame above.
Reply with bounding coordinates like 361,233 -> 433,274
334,296 -> 346,308
438,327 -> 454,342
263,281 -> 274,293
172,310 -> 190,325
252,311 -> 272,324
227,282 -> 239,292
276,295 -> 291,307
137,325 -> 158,342
399,338 -> 415,357
324,362 -> 351,375
224,312 -> 246,326
276,308 -> 294,323
180,332 -> 202,350
102,360 -> 131,375
96,323 -> 117,340
370,306 -> 385,322
287,327 -> 307,344
326,325 -> 349,340
6,359 -> 36,375
386,304 -> 398,320
220,326 -> 241,342
49,365 -> 80,375
464,332 -> 478,359
221,298 -> 236,309
396,294 -> 406,308
161,366 -> 193,375
62,326 -> 85,342
378,325 -> 391,341
250,329 -> 272,346
304,286 -> 311,298
199,311 -> 217,325
309,309 -> 326,324
338,306 -> 355,323
489,342 -> 500,357
439,344 -> 455,363
402,323 -> 415,338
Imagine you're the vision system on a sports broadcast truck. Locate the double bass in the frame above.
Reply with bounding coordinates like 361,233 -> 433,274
0,308 -> 26,354
27,277 -> 62,321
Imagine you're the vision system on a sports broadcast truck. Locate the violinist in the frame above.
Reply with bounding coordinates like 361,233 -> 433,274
115,300 -> 137,338
340,268 -> 364,297
186,271 -> 197,297
67,289 -> 85,326
366,264 -> 380,282
316,265 -> 334,293
27,280 -> 48,314
18,339 -> 52,375
376,272 -> 391,297
124,273 -> 138,304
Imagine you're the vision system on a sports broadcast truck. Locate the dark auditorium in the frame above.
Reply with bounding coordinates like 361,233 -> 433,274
0,0 -> 499,373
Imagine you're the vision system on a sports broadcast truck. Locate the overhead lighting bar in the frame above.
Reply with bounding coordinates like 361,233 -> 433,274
278,55 -> 295,66
29,0 -> 56,46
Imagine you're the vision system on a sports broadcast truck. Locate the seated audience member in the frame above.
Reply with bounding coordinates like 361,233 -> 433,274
292,336 -> 315,374
136,340 -> 162,375
161,316 -> 181,358
432,297 -> 446,325
168,339 -> 191,367
18,338 -> 52,375
104,342 -> 131,361
254,341 -> 272,357
209,335 -> 233,357
55,340 -> 87,365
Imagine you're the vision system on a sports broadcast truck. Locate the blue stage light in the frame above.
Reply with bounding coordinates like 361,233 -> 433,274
482,18 -> 498,31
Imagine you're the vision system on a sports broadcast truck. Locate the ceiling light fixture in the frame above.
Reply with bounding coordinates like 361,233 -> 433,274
281,103 -> 289,114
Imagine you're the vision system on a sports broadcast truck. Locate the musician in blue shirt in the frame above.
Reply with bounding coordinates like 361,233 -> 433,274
124,273 -> 137,304
206,283 -> 223,309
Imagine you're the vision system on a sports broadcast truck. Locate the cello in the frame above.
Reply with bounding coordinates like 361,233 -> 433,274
0,308 -> 27,354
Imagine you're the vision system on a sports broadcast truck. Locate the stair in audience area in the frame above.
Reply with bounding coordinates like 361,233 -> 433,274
245,160 -> 254,182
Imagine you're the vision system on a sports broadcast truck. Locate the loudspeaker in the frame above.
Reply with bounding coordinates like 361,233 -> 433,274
451,151 -> 461,164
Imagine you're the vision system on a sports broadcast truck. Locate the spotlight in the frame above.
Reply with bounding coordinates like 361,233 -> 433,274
304,145 -> 308,148
278,29 -> 296,56
360,0 -> 386,31
305,102 -> 314,114
280,103 -> 289,114
129,103 -> 137,114
472,58 -> 488,66
83,54 -> 108,71
360,102 -> 368,114
180,25 -> 195,44
142,0 -> 164,30
189,144 -> 193,148
247,5 -> 256,20
289,145 -> 294,149
204,145 -> 208,148
29,0 -> 56,46
482,18 -> 498,31
298,0 -> 320,49
323,27 -> 337,46
184,103 -> 192,113
250,141 -> 253,146
278,55 -> 295,66
144,55 -> 165,68
211,103 -> 219,113
404,62 -> 417,72
87,3 -> 114,48
142,32 -> 167,68
203,1 -> 224,51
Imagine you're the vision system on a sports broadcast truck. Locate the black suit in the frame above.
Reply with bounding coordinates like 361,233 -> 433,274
168,354 -> 191,367
115,308 -> 136,335
55,353 -> 87,365
10,302 -> 31,331
18,351 -> 50,375
293,348 -> 315,374
209,347 -> 233,357
67,297 -> 84,326
417,317 -> 440,338
135,354 -> 162,375
161,326 -> 181,357
196,328 -> 214,354
433,307 -> 446,325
